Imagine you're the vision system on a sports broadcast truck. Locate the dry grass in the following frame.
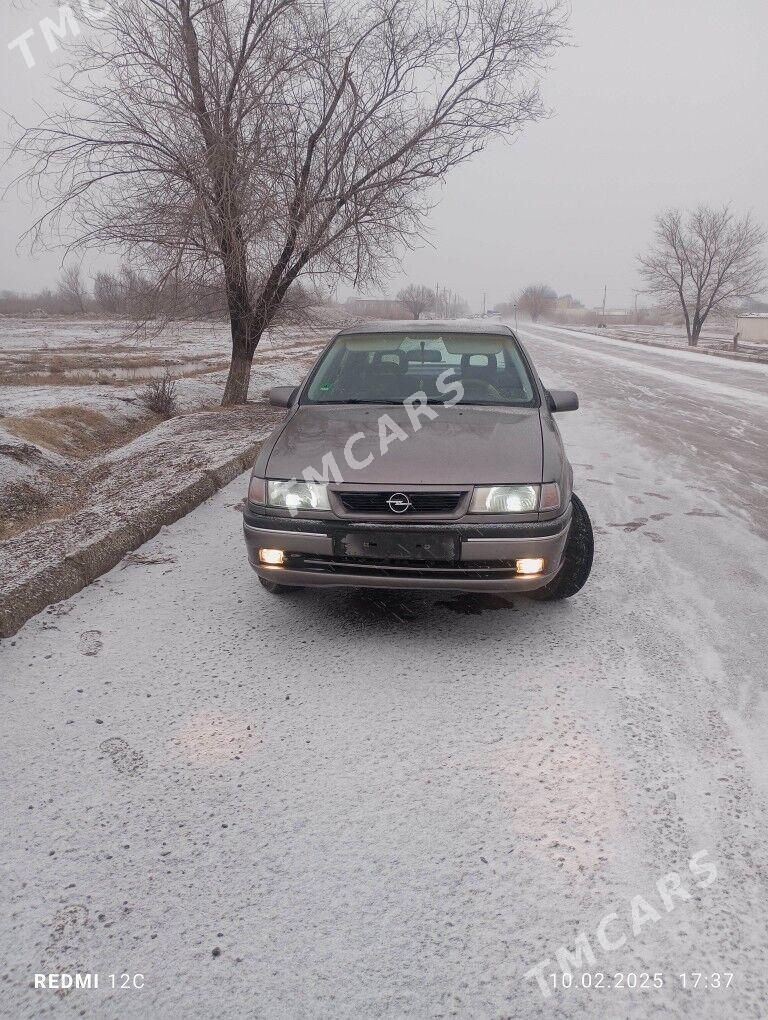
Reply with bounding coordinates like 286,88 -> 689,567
1,372 -> 124,387
0,406 -> 169,540
0,404 -> 170,541
1,362 -> 228,388
3,407 -> 115,458
0,480 -> 86,542
0,349 -> 228,387
2,406 -> 160,459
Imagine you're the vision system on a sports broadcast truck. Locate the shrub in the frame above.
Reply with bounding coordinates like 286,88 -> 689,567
140,370 -> 178,417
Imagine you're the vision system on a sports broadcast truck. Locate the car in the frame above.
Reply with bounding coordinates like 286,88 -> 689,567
243,321 -> 594,598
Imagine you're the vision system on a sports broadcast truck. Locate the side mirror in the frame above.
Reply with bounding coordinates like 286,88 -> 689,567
268,385 -> 298,408
546,389 -> 579,413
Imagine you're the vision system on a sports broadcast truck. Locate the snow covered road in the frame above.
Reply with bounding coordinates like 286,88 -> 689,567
2,330 -> 768,1019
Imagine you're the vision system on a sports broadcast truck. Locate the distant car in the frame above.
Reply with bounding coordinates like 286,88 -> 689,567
243,321 -> 593,599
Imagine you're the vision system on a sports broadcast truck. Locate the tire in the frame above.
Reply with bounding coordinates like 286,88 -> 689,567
528,494 -> 594,601
258,576 -> 303,594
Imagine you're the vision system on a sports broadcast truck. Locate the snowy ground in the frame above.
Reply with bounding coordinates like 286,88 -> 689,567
0,317 -> 328,420
2,324 -> 768,1018
557,321 -> 767,362
0,318 -> 333,537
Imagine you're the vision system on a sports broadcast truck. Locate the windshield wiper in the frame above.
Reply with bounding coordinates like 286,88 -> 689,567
333,398 -> 405,405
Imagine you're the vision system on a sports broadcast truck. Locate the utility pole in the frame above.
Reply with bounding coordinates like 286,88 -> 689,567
601,284 -> 607,326
482,291 -> 486,316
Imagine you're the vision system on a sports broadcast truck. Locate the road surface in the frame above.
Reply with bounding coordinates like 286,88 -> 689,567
2,325 -> 768,1019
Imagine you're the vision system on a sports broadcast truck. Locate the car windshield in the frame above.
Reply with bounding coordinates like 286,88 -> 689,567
303,332 -> 538,406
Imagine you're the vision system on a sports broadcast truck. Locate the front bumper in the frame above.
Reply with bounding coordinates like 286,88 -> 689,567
243,505 -> 571,592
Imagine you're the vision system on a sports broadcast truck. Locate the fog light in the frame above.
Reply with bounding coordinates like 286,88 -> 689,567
516,557 -> 544,576
258,548 -> 285,566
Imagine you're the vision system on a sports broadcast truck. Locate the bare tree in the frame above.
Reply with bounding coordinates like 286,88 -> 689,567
57,264 -> 88,314
12,0 -> 566,404
638,204 -> 766,346
397,284 -> 435,319
434,286 -> 469,318
93,271 -> 123,315
101,266 -> 147,321
517,283 -> 556,322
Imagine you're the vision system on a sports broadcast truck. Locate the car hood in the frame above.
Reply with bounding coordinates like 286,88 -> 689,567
265,404 -> 544,484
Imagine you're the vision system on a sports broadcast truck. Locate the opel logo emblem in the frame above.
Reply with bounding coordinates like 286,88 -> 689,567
386,492 -> 412,514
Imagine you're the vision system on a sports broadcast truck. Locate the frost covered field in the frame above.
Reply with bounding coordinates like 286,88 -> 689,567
2,323 -> 768,1018
0,317 -> 331,541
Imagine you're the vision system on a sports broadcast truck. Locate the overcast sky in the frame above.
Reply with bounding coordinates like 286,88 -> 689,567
1,0 -> 767,311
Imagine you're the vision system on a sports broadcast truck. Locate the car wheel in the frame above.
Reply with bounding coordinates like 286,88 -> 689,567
258,576 -> 304,594
528,494 -> 594,601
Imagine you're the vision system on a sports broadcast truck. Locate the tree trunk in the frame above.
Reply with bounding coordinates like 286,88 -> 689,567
219,260 -> 300,405
689,310 -> 702,346
222,346 -> 255,404
220,245 -> 267,405
221,302 -> 262,405
677,289 -> 693,345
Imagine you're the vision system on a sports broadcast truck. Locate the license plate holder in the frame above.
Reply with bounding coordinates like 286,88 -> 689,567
337,532 -> 456,562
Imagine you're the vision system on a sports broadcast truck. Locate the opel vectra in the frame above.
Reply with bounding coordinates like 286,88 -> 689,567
243,322 -> 593,599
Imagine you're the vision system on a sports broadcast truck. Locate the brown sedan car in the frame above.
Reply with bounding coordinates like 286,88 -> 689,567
243,321 -> 593,598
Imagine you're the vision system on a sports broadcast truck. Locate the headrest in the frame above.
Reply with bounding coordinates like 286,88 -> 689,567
461,353 -> 495,371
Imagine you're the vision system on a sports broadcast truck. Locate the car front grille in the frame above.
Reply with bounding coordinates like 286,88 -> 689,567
337,490 -> 465,515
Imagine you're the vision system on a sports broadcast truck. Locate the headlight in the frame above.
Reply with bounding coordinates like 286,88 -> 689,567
470,484 -> 539,513
267,479 -> 330,511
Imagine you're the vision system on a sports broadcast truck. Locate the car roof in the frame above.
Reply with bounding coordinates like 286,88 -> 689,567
335,318 -> 515,337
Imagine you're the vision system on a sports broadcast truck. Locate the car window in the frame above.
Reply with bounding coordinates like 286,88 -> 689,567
303,332 -> 538,406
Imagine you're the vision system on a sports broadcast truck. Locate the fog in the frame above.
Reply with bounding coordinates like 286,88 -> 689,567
1,0 -> 767,310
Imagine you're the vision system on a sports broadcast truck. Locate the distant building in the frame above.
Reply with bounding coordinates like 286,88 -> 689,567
592,308 -> 631,325
555,294 -> 584,312
345,297 -> 408,320
735,313 -> 768,343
